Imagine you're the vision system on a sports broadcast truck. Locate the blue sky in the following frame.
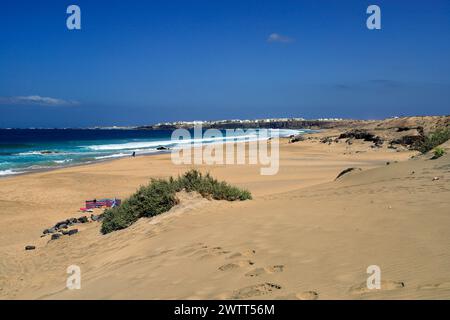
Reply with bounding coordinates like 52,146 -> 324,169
0,0 -> 449,127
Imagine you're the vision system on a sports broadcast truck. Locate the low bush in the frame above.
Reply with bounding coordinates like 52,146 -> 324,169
101,170 -> 251,234
416,128 -> 450,154
432,147 -> 446,159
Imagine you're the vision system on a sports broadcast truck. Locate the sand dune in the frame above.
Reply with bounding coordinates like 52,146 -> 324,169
1,133 -> 450,299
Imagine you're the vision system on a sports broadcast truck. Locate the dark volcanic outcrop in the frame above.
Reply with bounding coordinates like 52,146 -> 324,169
338,129 -> 383,146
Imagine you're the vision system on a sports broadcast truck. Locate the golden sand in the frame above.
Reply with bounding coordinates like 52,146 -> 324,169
1,134 -> 449,299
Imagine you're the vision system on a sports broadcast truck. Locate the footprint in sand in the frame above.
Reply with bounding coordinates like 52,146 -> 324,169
175,242 -> 207,256
198,247 -> 231,260
177,243 -> 231,259
227,252 -> 243,259
296,291 -> 319,300
276,291 -> 319,300
211,246 -> 231,255
349,280 -> 405,295
245,265 -> 284,277
218,260 -> 254,271
418,281 -> 450,290
227,249 -> 256,259
230,282 -> 282,299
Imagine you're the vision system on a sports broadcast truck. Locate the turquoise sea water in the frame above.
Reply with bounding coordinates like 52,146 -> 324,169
0,128 -> 308,177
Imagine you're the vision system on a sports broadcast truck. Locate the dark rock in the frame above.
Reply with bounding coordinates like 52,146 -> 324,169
68,229 -> 78,236
51,233 -> 62,240
54,220 -> 71,229
338,129 -> 383,145
391,135 -> 424,148
289,135 -> 305,143
77,216 -> 88,223
43,227 -> 56,234
90,214 -> 104,221
335,167 -> 362,180
25,245 -> 36,250
320,137 -> 333,144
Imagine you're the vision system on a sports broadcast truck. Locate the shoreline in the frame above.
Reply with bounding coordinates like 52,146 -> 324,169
0,128 -> 306,179
0,149 -> 172,180
0,129 -> 308,179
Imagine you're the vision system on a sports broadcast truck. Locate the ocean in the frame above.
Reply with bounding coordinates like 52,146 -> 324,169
0,128 -> 308,177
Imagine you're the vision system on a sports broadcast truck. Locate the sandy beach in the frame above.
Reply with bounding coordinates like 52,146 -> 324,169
1,122 -> 449,300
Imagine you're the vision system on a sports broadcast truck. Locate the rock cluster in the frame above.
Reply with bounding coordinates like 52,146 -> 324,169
338,129 -> 384,147
289,135 -> 305,143
390,134 -> 424,149
320,137 -> 334,144
42,213 -> 103,241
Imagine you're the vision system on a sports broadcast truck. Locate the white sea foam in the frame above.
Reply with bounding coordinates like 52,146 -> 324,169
83,131 -> 285,151
94,153 -> 130,160
16,151 -> 45,156
53,159 -> 73,164
16,150 -> 68,156
0,169 -> 24,176
86,140 -> 174,151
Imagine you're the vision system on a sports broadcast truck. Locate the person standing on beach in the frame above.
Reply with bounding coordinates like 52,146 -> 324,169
132,151 -> 136,157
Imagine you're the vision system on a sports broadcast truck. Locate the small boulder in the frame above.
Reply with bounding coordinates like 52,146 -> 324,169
320,137 -> 333,144
51,233 -> 62,240
90,214 -> 104,221
43,227 -> 56,234
77,216 -> 88,223
69,218 -> 78,224
68,229 -> 78,236
54,220 -> 70,229
289,135 -> 305,143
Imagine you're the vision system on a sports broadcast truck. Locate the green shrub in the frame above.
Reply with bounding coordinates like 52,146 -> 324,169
101,179 -> 179,234
101,169 -> 251,234
416,128 -> 450,154
432,147 -> 446,159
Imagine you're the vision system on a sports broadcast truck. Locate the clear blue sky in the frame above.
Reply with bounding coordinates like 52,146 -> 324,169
0,0 -> 449,127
